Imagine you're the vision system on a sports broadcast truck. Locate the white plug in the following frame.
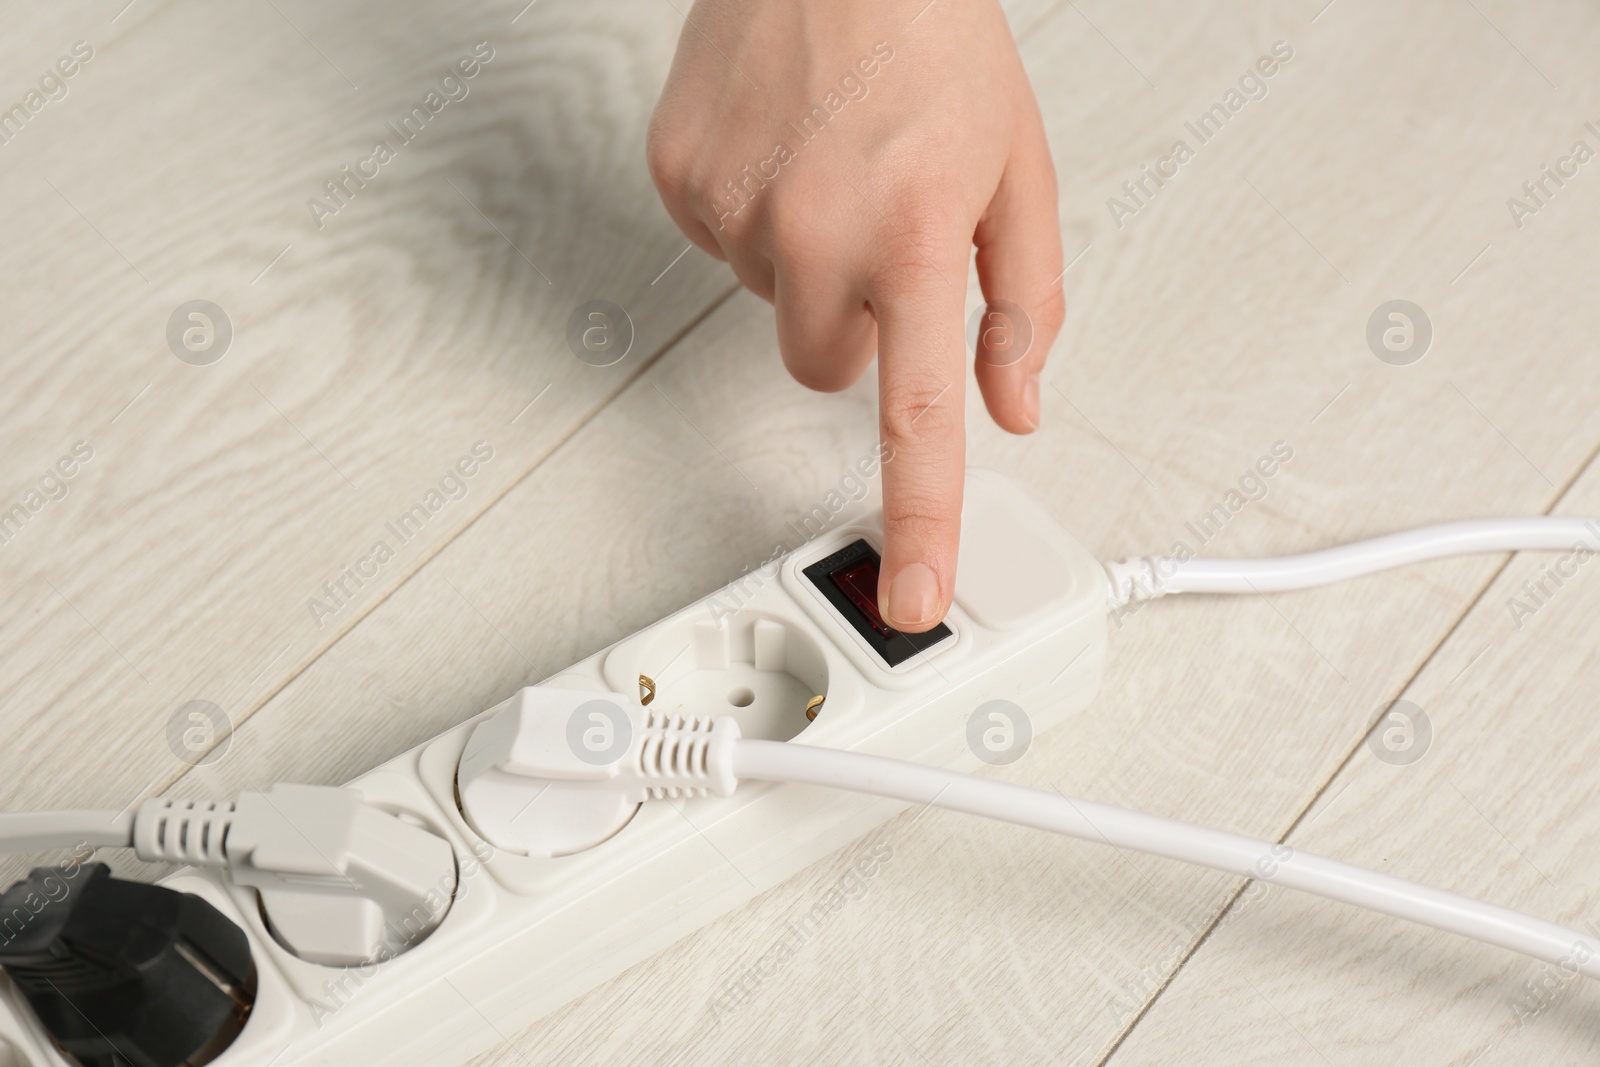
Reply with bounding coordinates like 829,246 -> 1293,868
135,784 -> 457,966
456,687 -> 740,857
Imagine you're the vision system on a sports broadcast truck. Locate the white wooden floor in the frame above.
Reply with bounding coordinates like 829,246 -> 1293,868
5,0 -> 1600,1063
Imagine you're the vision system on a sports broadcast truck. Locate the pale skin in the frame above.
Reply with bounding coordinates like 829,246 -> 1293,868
647,0 -> 1064,633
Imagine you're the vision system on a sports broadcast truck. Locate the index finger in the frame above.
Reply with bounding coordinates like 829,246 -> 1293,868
871,255 -> 969,633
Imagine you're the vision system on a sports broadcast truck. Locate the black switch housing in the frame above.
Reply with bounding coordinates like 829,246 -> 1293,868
803,539 -> 954,667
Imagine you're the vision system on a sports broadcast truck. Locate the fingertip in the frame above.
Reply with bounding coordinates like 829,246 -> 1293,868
976,363 -> 1042,435
881,560 -> 948,633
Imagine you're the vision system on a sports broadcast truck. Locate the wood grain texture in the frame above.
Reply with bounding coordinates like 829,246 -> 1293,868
157,1 -> 1600,1062
0,0 -> 1062,881
6,0 -> 1600,1064
0,0 -> 731,870
1106,473 -> 1600,1067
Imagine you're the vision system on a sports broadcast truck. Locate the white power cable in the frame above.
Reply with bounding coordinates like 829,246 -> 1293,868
0,810 -> 135,853
1105,517 -> 1600,606
457,689 -> 1600,979
730,738 -> 1600,978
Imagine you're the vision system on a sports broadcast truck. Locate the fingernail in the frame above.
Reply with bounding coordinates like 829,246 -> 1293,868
1022,375 -> 1040,430
887,562 -> 941,629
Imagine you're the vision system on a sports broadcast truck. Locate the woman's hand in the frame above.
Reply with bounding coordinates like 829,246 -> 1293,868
647,0 -> 1064,632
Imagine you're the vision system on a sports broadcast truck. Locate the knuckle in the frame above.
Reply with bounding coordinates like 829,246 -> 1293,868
766,195 -> 817,246
895,203 -> 959,249
782,355 -> 858,393
882,499 -> 959,540
872,251 -> 947,298
888,179 -> 967,240
768,195 -> 849,271
869,183 -> 969,289
879,381 -> 960,445
715,205 -> 759,244
771,234 -> 829,280
777,310 -> 872,394
872,235 -> 959,297
645,126 -> 695,199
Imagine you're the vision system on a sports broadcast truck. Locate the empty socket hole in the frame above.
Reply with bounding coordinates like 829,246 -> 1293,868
621,611 -> 830,741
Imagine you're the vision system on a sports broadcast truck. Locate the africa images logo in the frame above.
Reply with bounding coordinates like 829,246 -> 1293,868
305,42 -> 496,230
305,442 -> 495,628
712,41 -> 895,230
0,41 -> 94,148
1105,40 -> 1294,229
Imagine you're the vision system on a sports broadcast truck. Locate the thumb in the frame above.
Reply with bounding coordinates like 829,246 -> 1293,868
871,257 -> 969,633
973,105 -> 1064,434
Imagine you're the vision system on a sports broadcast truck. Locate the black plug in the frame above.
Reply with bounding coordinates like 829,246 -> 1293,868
0,863 -> 255,1067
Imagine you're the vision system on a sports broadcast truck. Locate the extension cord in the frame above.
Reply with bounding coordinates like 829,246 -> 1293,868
0,469 -> 1109,1067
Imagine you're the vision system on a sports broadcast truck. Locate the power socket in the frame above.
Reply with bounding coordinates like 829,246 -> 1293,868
0,470 -> 1109,1066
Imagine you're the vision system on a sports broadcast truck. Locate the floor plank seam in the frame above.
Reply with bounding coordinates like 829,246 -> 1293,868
1091,435 -> 1600,1065
148,281 -> 742,802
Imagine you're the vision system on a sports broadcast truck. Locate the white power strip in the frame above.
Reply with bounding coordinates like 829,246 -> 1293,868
0,469 -> 1109,1067
6,476 -> 1600,1065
